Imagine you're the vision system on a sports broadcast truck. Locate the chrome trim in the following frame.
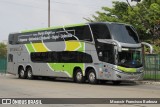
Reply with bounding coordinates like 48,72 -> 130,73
141,42 -> 153,53
97,39 -> 122,52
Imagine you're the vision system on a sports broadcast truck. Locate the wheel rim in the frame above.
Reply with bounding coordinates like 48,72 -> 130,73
89,72 -> 95,82
20,69 -> 24,77
27,70 -> 32,78
76,72 -> 82,81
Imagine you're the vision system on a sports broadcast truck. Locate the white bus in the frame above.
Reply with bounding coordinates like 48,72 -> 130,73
7,22 -> 153,84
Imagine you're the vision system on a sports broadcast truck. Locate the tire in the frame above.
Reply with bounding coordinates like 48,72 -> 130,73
18,67 -> 26,79
26,67 -> 34,80
88,69 -> 97,84
74,68 -> 85,83
112,81 -> 121,85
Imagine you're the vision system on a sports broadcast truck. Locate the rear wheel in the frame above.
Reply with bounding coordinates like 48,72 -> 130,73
26,67 -> 34,79
74,68 -> 85,83
88,69 -> 97,84
18,67 -> 26,79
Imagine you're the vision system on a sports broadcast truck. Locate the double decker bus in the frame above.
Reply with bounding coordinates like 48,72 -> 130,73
7,22 -> 153,84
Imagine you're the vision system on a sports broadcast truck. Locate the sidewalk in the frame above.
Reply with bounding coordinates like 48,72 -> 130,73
136,80 -> 160,85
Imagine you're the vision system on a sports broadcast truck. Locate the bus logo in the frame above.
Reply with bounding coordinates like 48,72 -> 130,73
2,99 -> 11,104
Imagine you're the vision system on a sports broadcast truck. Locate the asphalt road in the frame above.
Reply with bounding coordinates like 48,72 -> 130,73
0,74 -> 160,107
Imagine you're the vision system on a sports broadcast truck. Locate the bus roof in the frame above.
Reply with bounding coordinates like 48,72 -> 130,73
21,23 -> 86,33
11,22 -> 131,34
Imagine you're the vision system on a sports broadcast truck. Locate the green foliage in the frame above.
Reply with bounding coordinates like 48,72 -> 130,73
0,43 -> 7,57
153,45 -> 160,54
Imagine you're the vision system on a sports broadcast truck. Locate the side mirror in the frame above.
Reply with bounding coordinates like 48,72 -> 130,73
141,42 -> 153,54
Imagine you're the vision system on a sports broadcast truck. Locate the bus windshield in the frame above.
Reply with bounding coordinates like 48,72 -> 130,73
118,50 -> 142,68
109,24 -> 139,44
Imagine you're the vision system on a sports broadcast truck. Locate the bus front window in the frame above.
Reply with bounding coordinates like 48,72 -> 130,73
118,50 -> 142,68
109,24 -> 140,44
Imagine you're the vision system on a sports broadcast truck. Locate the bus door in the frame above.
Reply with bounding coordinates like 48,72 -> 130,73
7,54 -> 15,74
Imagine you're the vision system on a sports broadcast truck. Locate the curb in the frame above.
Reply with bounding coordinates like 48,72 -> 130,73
136,81 -> 160,85
0,73 -> 13,76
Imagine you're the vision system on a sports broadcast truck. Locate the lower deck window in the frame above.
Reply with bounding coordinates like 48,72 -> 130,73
31,51 -> 93,63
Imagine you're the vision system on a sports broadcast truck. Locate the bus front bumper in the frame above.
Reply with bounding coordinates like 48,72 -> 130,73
114,70 -> 144,81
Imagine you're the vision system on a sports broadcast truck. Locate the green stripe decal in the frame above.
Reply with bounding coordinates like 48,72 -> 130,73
25,44 -> 35,53
117,66 -> 137,73
48,63 -> 84,77
48,42 -> 85,77
22,23 -> 85,33
22,26 -> 63,33
77,42 -> 85,52
64,23 -> 85,28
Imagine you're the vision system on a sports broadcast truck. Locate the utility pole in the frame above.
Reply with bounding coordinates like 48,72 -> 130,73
48,0 -> 50,27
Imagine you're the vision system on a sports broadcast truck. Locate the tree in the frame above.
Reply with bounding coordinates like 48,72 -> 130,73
0,43 -> 7,57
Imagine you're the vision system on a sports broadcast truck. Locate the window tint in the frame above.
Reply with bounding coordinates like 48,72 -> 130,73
109,24 -> 139,44
31,51 -> 93,63
96,43 -> 115,64
8,54 -> 13,62
118,51 -> 142,68
65,25 -> 92,41
9,25 -> 92,45
17,28 -> 65,44
8,34 -> 18,45
126,26 -> 139,43
8,35 -> 14,44
90,24 -> 111,39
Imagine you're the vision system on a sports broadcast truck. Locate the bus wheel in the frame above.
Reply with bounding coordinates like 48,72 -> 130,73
26,67 -> 34,80
18,67 -> 26,79
88,69 -> 97,84
74,68 -> 85,83
112,81 -> 121,85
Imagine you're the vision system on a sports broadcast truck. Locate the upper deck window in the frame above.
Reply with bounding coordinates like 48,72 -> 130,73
90,24 -> 111,40
65,25 -> 92,42
109,24 -> 139,44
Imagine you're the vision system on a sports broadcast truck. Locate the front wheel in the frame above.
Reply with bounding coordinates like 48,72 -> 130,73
88,69 -> 97,84
74,68 -> 85,83
26,67 -> 34,79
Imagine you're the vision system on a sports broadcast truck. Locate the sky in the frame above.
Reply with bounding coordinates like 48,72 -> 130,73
0,0 -> 136,42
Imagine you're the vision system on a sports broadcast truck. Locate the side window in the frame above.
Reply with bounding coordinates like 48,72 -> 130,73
43,28 -> 64,42
9,34 -> 21,45
102,51 -> 114,64
79,52 -> 93,63
125,26 -> 139,43
8,54 -> 13,62
96,43 -> 115,64
31,52 -> 41,62
90,24 -> 111,40
48,52 -> 59,62
57,51 -> 93,63
65,25 -> 92,41
31,51 -> 93,63
8,35 -> 14,45
83,26 -> 93,41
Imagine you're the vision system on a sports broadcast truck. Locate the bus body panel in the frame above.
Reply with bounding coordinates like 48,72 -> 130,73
7,22 -> 144,82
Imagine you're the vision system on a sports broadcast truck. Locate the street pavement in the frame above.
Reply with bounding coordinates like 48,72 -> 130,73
0,74 -> 160,107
